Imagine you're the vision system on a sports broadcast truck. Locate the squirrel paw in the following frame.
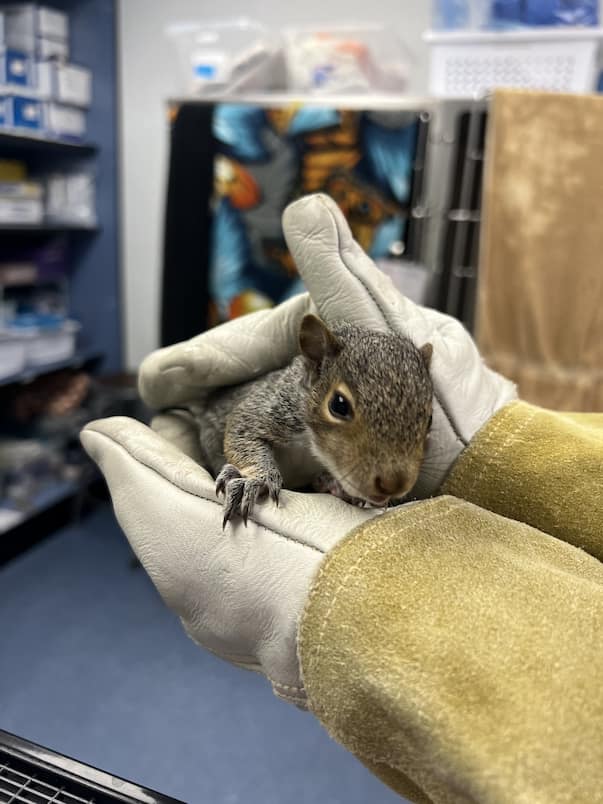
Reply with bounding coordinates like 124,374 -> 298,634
216,464 -> 282,528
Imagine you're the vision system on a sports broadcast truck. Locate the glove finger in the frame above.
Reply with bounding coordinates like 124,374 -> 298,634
138,293 -> 314,409
283,193 -> 433,338
151,410 -> 203,463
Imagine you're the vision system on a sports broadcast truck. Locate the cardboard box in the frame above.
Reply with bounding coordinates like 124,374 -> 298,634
0,48 -> 35,89
36,61 -> 92,107
46,172 -> 96,225
12,94 -> 43,130
0,180 -> 44,223
35,58 -> 52,99
0,95 -> 44,131
55,63 -> 91,107
44,102 -> 86,140
0,159 -> 27,181
36,36 -> 68,60
37,6 -> 68,39
4,5 -> 68,52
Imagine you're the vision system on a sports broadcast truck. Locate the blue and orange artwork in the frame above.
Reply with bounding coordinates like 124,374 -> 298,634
209,104 -> 419,323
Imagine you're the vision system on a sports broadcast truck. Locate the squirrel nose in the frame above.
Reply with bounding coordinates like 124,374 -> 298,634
375,472 -> 407,497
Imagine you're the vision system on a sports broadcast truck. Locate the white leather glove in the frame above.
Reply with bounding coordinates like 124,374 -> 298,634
81,192 -> 516,706
81,410 -> 378,707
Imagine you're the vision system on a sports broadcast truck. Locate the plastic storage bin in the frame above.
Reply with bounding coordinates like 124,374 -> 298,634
424,26 -> 603,96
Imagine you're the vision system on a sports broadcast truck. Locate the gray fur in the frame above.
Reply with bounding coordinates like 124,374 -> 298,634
196,318 -> 433,525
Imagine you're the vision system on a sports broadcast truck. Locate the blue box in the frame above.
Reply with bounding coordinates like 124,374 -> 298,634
0,95 -> 44,131
521,0 -> 598,26
0,48 -> 35,89
12,95 -> 42,129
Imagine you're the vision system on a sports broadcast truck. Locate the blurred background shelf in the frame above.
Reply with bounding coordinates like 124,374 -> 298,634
0,478 -> 78,535
0,131 -> 97,156
0,351 -> 103,388
0,223 -> 99,235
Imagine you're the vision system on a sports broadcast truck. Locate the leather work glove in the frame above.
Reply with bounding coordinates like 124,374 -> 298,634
81,192 -> 516,705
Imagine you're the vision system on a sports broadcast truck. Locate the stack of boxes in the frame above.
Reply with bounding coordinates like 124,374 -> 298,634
0,4 -> 92,140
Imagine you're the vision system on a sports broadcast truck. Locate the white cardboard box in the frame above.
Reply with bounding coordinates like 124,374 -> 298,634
0,181 -> 44,226
0,196 -> 44,224
37,6 -> 68,40
37,36 -> 68,60
44,102 -> 86,139
45,172 -> 96,225
4,5 -> 68,52
37,61 -> 91,107
55,63 -> 91,107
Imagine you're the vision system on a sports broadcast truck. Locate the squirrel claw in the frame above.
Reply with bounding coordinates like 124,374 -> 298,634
216,464 -> 242,499
222,477 -> 246,528
217,468 -> 282,527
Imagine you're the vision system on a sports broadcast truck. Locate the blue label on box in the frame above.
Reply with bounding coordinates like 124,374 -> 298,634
5,49 -> 33,87
12,96 -> 42,130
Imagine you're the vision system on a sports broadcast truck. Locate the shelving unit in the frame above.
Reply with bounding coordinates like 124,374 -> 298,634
0,350 -> 102,387
0,223 -> 99,234
0,130 -> 97,156
0,478 -> 77,535
0,1 -> 121,552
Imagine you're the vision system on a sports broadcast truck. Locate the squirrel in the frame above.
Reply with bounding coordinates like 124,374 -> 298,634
196,314 -> 434,527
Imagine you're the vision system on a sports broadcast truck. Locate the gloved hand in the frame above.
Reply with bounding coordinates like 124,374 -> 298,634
81,192 -> 516,705
81,410 -> 378,707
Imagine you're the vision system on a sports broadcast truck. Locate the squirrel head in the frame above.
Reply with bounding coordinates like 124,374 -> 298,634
299,314 -> 433,507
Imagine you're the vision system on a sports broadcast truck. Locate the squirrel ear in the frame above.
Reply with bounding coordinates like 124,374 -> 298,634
299,315 -> 340,364
420,343 -> 433,367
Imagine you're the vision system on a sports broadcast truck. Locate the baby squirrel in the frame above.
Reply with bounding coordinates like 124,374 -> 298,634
197,314 -> 434,527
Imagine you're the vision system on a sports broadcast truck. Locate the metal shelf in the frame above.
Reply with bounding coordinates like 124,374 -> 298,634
0,130 -> 98,156
0,223 -> 99,235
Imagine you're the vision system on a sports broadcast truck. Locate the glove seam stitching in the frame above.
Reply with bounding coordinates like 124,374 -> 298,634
270,678 -> 305,693
463,404 -> 537,500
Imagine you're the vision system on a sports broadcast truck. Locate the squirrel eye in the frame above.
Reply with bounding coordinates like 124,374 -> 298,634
329,392 -> 352,421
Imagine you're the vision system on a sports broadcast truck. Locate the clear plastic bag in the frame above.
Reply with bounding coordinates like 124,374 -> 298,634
283,25 -> 410,93
166,18 -> 279,96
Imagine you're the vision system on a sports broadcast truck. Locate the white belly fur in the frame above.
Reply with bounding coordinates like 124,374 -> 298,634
274,434 -> 324,489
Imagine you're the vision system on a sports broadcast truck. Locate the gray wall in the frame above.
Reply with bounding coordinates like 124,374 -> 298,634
118,1 -> 432,368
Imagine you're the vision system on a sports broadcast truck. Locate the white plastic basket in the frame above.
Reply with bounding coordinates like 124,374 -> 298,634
424,27 -> 603,97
